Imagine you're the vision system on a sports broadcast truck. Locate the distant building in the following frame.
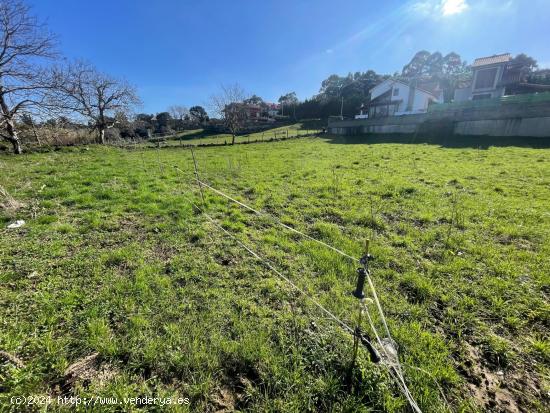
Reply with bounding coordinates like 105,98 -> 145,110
454,53 -> 515,101
265,103 -> 280,118
454,53 -> 550,102
243,104 -> 262,120
365,78 -> 442,118
224,102 -> 282,124
224,103 -> 261,121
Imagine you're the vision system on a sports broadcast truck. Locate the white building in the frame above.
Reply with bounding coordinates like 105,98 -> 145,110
266,103 -> 280,118
366,79 -> 442,118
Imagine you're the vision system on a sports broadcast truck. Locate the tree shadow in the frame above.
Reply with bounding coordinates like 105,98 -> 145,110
172,129 -> 219,141
295,119 -> 325,130
321,133 -> 550,149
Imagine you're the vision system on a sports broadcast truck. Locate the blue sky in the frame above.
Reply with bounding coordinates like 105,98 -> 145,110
33,0 -> 550,114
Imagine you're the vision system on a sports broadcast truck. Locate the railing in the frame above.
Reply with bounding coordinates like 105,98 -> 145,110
428,92 -> 550,113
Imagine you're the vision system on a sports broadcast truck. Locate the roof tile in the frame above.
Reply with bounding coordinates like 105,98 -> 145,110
473,53 -> 512,67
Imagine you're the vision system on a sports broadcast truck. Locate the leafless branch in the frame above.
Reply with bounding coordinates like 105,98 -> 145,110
49,60 -> 141,144
0,0 -> 58,153
210,83 -> 248,144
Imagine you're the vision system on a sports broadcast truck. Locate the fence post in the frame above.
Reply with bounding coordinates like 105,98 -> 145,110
156,142 -> 164,173
347,239 -> 380,386
190,146 -> 206,206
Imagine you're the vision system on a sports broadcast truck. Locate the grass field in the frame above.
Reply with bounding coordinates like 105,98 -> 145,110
1,135 -> 549,412
145,123 -> 322,148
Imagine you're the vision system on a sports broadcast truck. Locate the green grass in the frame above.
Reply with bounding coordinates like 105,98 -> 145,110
144,122 -> 321,148
1,135 -> 549,412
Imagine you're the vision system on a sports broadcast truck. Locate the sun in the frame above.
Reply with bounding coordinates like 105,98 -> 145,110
441,0 -> 469,16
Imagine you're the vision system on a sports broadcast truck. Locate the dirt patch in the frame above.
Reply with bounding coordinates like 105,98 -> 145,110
0,185 -> 25,211
0,350 -> 25,368
214,253 -> 234,267
57,353 -> 118,394
152,241 -> 177,262
458,342 -> 544,412
495,234 -> 534,251
211,375 -> 253,413
212,385 -> 236,412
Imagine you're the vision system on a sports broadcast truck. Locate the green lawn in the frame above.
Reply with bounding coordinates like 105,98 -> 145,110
1,136 -> 549,412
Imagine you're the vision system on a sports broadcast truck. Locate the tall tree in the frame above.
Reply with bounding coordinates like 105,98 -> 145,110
189,105 -> 208,124
314,71 -> 385,117
155,111 -> 172,133
134,113 -> 154,137
402,50 -> 432,77
318,74 -> 350,99
401,50 -> 471,102
426,52 -> 443,76
52,61 -> 140,144
210,83 -> 247,145
439,52 -> 471,102
243,94 -> 263,105
0,0 -> 57,154
511,53 -> 538,82
278,92 -> 298,117
442,52 -> 465,75
278,92 -> 298,105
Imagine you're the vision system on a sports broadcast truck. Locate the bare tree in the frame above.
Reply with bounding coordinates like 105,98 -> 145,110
0,0 -> 57,154
168,104 -> 188,131
168,105 -> 188,121
210,83 -> 247,145
52,61 -> 140,144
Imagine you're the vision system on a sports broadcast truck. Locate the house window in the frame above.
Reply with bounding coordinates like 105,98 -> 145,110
393,88 -> 399,96
472,93 -> 492,100
474,68 -> 498,89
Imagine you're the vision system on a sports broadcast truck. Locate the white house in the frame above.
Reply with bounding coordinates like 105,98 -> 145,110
365,79 -> 442,118
266,103 -> 280,118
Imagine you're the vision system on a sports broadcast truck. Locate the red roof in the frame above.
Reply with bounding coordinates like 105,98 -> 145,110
472,53 -> 511,67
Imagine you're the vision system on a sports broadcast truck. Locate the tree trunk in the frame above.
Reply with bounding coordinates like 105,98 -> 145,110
231,134 -> 236,145
0,91 -> 22,154
98,110 -> 106,144
98,127 -> 106,144
5,117 -> 22,154
31,120 -> 41,145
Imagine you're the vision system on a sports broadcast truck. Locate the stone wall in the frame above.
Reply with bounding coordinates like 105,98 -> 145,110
328,101 -> 550,138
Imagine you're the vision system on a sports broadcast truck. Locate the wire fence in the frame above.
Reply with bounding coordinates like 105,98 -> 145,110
124,142 -> 458,412
109,128 -> 323,151
428,91 -> 550,113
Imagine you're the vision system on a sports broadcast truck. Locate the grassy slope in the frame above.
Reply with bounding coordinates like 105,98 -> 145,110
147,122 -> 322,148
0,136 -> 549,412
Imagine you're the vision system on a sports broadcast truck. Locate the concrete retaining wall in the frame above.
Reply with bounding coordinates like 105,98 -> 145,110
328,101 -> 550,138
453,117 -> 550,137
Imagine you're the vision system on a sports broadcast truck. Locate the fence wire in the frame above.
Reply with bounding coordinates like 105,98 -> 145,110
133,144 -> 430,412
